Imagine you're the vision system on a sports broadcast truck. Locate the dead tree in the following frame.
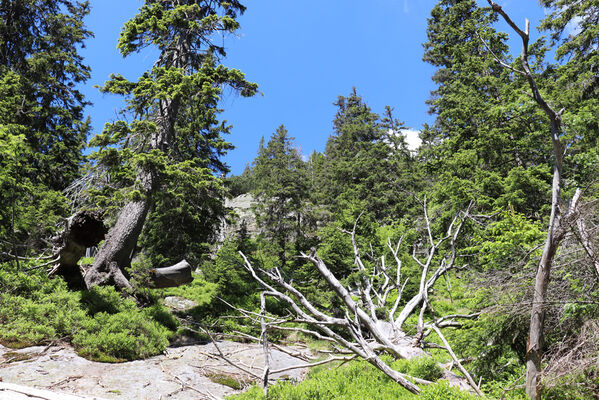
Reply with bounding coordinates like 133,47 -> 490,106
236,201 -> 482,395
50,210 -> 107,288
483,3 -> 581,398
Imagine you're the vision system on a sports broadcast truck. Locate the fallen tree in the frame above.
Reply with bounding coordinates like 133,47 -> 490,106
225,201 -> 483,395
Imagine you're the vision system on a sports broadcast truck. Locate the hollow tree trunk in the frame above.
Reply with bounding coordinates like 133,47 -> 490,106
52,210 -> 107,288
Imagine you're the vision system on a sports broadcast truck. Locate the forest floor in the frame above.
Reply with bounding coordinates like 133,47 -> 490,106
0,340 -> 310,399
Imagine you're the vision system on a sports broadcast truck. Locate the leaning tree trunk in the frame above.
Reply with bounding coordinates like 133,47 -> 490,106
83,193 -> 153,289
84,96 -> 179,290
49,198 -> 192,290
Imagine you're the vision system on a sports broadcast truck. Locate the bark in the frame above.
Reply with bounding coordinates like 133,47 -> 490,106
260,292 -> 271,397
150,260 -> 193,288
83,196 -> 152,290
84,90 -> 178,290
485,3 -> 578,398
83,24 -> 184,289
236,205 -> 477,395
0,382 -> 101,400
51,210 -> 107,288
575,214 -> 599,279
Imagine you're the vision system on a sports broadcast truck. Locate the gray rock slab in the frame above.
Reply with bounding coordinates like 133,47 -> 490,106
0,341 -> 309,400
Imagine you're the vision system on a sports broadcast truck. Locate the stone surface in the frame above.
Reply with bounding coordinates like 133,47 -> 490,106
163,296 -> 199,311
0,341 -> 310,400
221,194 -> 259,240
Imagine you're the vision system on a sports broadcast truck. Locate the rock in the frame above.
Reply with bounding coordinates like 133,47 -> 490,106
163,296 -> 199,311
0,341 -> 310,399
220,193 -> 259,240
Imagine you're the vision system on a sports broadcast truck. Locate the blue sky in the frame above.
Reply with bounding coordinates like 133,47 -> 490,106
79,1 -> 547,175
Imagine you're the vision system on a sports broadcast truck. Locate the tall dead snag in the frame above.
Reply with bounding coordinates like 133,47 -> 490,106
238,202 -> 481,395
484,2 -> 581,398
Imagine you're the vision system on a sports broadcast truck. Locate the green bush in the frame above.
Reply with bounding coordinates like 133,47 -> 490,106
72,309 -> 171,362
420,381 -> 479,400
393,356 -> 444,382
0,265 -> 174,361
0,266 -> 87,347
229,359 -> 476,400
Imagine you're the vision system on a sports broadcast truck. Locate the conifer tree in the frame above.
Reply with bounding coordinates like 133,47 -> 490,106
252,125 -> 308,263
422,0 -> 553,216
321,89 -> 412,220
85,0 -> 257,288
0,0 -> 91,257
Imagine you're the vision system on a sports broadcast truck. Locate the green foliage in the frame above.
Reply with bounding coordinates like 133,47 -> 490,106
203,240 -> 257,306
162,273 -> 219,308
422,0 -> 553,218
542,373 -> 599,400
72,307 -> 171,362
251,125 -> 311,264
0,0 -> 92,258
394,356 -> 444,382
226,164 -> 255,196
0,0 -> 91,190
229,360 -> 476,400
0,265 -> 87,346
0,264 -> 174,361
471,207 -> 545,272
317,89 -> 416,221
86,0 -> 258,269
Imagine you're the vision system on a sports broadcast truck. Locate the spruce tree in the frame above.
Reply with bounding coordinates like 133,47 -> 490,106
422,0 -> 553,217
321,89 -> 413,220
84,0 -> 257,288
0,0 -> 91,258
252,125 -> 308,263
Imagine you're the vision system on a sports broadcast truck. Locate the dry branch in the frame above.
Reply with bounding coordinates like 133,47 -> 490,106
229,203 -> 476,394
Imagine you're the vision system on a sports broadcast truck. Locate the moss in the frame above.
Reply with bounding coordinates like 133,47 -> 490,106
2,351 -> 33,363
206,372 -> 251,390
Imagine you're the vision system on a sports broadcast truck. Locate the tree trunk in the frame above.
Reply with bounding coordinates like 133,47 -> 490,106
84,92 -> 178,289
150,260 -> 193,288
52,210 -> 107,288
83,196 -> 152,290
483,5 -> 571,398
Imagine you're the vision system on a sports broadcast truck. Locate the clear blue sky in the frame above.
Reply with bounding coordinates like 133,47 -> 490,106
79,1 -> 547,175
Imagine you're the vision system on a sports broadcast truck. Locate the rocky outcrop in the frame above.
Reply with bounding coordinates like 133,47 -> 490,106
219,193 -> 259,242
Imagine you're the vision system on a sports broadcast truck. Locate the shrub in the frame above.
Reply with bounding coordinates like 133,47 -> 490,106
0,266 -> 87,347
72,309 -> 171,362
0,264 -> 174,361
393,356 -> 444,382
229,359 -> 476,400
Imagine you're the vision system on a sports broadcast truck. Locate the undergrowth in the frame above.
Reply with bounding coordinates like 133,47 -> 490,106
0,264 -> 174,361
228,358 -> 477,400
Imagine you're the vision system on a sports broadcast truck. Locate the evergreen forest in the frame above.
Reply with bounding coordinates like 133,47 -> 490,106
1,1 -> 599,399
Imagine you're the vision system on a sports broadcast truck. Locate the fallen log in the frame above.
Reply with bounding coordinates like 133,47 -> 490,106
150,260 -> 193,288
0,381 -> 108,400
